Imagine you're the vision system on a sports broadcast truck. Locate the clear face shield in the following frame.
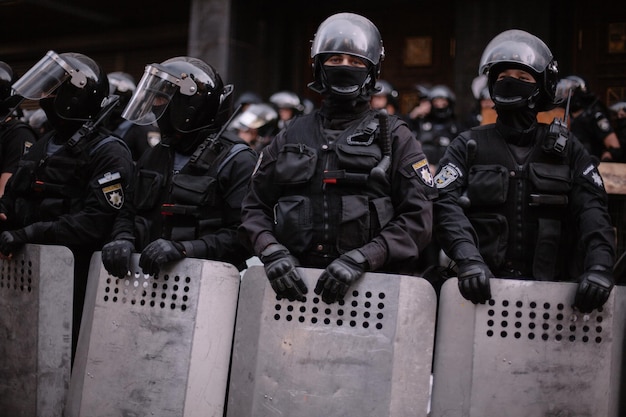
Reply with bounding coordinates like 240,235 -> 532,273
121,63 -> 198,126
12,50 -> 88,100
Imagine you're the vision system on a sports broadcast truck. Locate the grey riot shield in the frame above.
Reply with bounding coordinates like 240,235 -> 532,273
66,253 -> 240,417
430,278 -> 626,417
227,266 -> 437,417
0,244 -> 74,417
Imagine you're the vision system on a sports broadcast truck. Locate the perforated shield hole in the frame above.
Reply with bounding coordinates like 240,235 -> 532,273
272,289 -> 387,330
484,298 -> 605,344
0,256 -> 34,293
103,272 -> 191,311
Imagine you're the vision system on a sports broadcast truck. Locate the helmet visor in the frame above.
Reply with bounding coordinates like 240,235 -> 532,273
12,50 -> 87,100
479,30 -> 552,76
122,63 -> 196,125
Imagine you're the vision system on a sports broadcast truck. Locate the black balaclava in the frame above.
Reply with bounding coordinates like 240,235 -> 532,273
317,61 -> 373,128
492,77 -> 540,132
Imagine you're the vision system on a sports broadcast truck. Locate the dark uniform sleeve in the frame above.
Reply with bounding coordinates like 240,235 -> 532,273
2,123 -> 38,174
45,138 -> 135,247
433,132 -> 485,262
568,138 -> 615,270
195,145 -> 258,267
360,121 -> 437,271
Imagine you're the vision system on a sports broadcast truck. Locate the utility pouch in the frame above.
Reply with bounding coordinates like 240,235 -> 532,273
274,195 -> 313,253
467,164 -> 509,205
275,144 -> 317,184
528,163 -> 571,193
336,143 -> 381,172
171,174 -> 216,206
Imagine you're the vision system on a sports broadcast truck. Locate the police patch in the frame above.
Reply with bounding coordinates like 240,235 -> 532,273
98,171 -> 124,209
434,163 -> 461,189
103,183 -> 124,209
595,113 -> 611,132
582,163 -> 605,189
412,158 -> 434,187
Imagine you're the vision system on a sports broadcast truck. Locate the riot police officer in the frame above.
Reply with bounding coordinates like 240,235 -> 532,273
239,12 -> 437,304
415,84 -> 462,174
0,51 -> 135,356
433,30 -> 615,313
105,71 -> 161,161
0,61 -> 38,196
557,75 -> 623,162
101,56 -> 257,278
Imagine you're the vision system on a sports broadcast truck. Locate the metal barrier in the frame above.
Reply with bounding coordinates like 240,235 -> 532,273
66,253 -> 241,417
227,266 -> 437,417
431,278 -> 626,417
0,244 -> 74,417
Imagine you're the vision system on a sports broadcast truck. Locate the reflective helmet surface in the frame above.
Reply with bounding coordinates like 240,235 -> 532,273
0,61 -> 16,101
231,103 -> 278,131
310,12 -> 384,92
428,85 -> 456,104
373,79 -> 398,98
108,71 -> 137,118
13,51 -> 109,122
234,91 -> 262,109
269,91 -> 304,112
479,29 -> 559,111
122,56 -> 233,133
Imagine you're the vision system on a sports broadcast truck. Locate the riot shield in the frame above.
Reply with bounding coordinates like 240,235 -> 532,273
431,277 -> 626,417
226,266 -> 437,417
0,244 -> 74,417
65,253 -> 240,417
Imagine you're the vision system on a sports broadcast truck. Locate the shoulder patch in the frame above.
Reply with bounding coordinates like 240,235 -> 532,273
434,163 -> 462,189
412,158 -> 434,187
582,163 -> 605,189
98,171 -> 124,209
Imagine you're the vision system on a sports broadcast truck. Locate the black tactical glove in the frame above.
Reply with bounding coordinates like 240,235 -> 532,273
457,259 -> 493,304
0,222 -> 51,257
139,238 -> 186,276
314,249 -> 368,304
102,238 -> 135,279
574,266 -> 614,313
259,243 -> 307,302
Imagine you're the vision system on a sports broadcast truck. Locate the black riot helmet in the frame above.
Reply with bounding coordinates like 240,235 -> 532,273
13,51 -> 109,123
108,71 -> 136,107
0,61 -> 16,101
479,29 -> 559,112
556,75 -> 593,113
122,56 -> 233,134
308,12 -> 384,98
0,61 -> 23,119
269,91 -> 304,112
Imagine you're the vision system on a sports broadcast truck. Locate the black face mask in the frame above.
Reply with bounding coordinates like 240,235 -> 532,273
492,77 -> 539,110
322,65 -> 370,100
492,78 -> 540,130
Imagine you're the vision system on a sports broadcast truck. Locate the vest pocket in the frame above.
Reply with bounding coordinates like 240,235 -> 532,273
171,174 -> 216,206
467,164 -> 508,205
274,195 -> 313,253
275,144 -> 317,184
529,163 -> 571,193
